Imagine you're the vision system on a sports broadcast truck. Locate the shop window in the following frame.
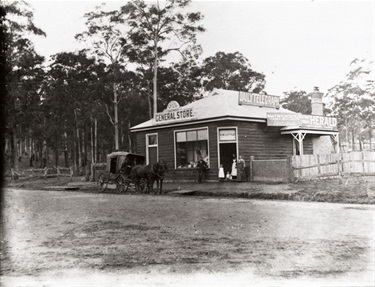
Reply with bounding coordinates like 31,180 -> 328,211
175,128 -> 209,169
146,133 -> 158,164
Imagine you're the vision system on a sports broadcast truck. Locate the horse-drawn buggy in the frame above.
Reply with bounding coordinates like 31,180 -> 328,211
97,151 -> 168,194
97,151 -> 146,193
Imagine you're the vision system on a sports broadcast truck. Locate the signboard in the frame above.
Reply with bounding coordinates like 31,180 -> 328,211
301,115 -> 337,129
239,92 -> 280,108
154,101 -> 194,124
219,129 -> 236,141
267,113 -> 301,126
267,113 -> 337,130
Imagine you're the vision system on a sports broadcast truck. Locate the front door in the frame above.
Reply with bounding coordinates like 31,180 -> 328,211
219,142 -> 237,175
218,127 -> 238,175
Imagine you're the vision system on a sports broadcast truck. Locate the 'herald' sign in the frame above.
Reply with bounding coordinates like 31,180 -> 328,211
266,113 -> 337,130
301,115 -> 337,129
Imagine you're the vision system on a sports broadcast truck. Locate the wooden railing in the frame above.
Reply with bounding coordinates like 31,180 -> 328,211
10,166 -> 73,180
291,151 -> 375,181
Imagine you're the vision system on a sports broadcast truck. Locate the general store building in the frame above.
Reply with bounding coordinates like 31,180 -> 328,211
130,89 -> 339,182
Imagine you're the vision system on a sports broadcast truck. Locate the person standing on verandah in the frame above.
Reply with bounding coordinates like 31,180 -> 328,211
231,154 -> 237,180
237,155 -> 246,182
197,158 -> 208,183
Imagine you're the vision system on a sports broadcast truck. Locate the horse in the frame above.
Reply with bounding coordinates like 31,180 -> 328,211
130,161 -> 168,194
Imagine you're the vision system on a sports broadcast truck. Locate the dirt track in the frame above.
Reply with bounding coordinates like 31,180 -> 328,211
1,188 -> 375,286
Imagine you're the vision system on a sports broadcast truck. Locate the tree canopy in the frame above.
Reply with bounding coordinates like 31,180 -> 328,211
201,51 -> 266,93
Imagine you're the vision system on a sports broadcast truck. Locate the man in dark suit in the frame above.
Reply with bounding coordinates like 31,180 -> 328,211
197,158 -> 208,183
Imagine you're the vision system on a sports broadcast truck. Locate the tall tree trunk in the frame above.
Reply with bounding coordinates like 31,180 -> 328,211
121,119 -> 124,150
64,131 -> 68,167
54,146 -> 59,168
91,120 -> 94,164
113,82 -> 119,151
77,128 -> 82,173
39,144 -> 43,168
369,125 -> 372,151
147,92 -> 152,120
95,118 -> 98,163
83,127 -> 88,166
351,130 -> 355,151
73,109 -> 81,174
10,128 -> 17,169
127,120 -> 132,153
153,32 -> 159,118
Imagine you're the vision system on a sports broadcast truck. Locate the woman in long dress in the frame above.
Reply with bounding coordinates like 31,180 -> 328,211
231,158 -> 237,179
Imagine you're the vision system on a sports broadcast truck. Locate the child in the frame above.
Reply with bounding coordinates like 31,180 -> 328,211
218,164 -> 225,181
226,171 -> 232,181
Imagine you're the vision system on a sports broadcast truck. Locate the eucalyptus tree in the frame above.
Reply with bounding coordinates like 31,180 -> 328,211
2,0 -> 46,169
44,51 -> 107,171
75,3 -> 134,151
158,47 -> 204,108
201,51 -> 266,93
1,5 -> 7,178
119,0 -> 205,117
326,58 -> 375,150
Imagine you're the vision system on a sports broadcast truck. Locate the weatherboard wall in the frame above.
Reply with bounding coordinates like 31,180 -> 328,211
134,120 -> 297,182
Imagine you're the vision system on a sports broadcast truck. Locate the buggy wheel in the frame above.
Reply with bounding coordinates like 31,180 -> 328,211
116,175 -> 126,193
139,178 -> 147,193
97,173 -> 109,192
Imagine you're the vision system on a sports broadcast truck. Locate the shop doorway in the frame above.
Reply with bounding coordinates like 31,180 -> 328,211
219,143 -> 237,175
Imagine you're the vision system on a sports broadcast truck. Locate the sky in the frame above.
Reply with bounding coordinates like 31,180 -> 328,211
27,0 -> 374,96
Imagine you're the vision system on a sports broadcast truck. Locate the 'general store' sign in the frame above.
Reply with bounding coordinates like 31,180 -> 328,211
238,92 -> 280,108
154,101 -> 194,124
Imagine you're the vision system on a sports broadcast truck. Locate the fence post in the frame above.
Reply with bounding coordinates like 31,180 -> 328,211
11,168 -> 14,180
91,163 -> 94,182
57,166 -> 60,180
249,156 -> 254,181
286,155 -> 294,183
317,154 -> 321,175
70,166 -> 74,181
362,151 -> 366,174
338,153 -> 343,177
44,167 -> 48,179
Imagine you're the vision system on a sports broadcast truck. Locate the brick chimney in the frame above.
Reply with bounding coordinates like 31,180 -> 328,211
309,87 -> 324,116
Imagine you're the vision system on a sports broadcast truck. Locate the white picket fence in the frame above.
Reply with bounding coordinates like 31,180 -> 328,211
291,151 -> 375,180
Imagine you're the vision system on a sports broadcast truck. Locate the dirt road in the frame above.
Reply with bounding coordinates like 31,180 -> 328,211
1,188 -> 374,286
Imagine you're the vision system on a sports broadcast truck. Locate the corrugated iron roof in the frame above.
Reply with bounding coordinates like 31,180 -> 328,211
131,88 -> 296,131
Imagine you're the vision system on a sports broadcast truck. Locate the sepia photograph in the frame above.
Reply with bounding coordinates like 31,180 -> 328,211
1,0 -> 374,286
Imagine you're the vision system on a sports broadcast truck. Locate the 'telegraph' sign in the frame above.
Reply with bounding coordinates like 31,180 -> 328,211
239,92 -> 280,108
